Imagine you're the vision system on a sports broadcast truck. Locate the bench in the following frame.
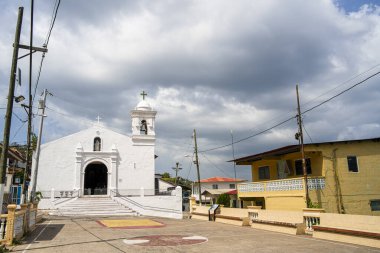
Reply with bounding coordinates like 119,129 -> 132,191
190,212 -> 209,221
313,226 -> 380,240
312,225 -> 380,248
191,212 -> 249,226
215,214 -> 250,226
250,219 -> 305,235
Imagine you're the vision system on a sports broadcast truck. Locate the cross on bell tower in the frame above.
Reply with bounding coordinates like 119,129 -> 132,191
140,91 -> 147,100
96,115 -> 102,124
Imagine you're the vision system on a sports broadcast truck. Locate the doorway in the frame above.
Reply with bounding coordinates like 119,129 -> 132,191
84,162 -> 108,195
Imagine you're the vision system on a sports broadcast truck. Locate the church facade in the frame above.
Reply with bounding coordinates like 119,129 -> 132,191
34,99 -> 157,197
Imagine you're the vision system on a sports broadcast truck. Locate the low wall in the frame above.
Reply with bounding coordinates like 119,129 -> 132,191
313,213 -> 380,248
112,186 -> 183,219
253,209 -> 304,224
319,213 -> 380,233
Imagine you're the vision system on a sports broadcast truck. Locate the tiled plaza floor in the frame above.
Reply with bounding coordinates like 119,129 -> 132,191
10,215 -> 380,253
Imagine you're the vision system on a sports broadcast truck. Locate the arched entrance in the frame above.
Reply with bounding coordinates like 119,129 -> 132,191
84,162 -> 108,195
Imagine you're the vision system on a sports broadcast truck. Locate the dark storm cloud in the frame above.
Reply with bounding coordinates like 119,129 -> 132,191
1,1 -> 380,180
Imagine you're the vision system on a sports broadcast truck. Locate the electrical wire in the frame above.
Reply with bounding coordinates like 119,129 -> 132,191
185,153 -> 194,180
302,71 -> 380,115
200,153 -> 231,178
12,112 -> 27,123
32,0 -> 61,102
302,121 -> 313,143
200,116 -> 296,153
10,121 -> 27,142
199,70 -> 380,153
301,63 -> 380,109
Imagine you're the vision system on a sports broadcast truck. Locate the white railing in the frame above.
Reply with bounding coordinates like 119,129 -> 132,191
0,216 -> 7,242
238,177 -> 325,193
13,214 -> 24,238
304,215 -> 321,234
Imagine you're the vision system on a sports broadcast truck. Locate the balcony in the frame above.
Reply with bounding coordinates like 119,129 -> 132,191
237,177 -> 325,198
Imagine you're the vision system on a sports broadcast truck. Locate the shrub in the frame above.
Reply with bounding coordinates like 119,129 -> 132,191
216,193 -> 230,207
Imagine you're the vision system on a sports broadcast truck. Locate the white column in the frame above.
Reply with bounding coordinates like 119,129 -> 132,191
74,143 -> 83,196
110,145 -> 118,194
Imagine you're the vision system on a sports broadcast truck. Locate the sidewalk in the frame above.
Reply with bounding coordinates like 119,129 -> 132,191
10,215 -> 380,253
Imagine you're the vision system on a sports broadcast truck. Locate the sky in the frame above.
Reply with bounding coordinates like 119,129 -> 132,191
1,0 -> 380,181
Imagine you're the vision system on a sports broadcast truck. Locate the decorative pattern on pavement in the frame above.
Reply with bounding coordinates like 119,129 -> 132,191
97,219 -> 165,229
123,235 -> 208,246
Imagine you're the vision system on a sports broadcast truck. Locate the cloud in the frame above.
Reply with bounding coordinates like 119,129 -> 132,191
1,0 -> 380,181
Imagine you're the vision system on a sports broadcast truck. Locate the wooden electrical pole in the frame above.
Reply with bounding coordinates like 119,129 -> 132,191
23,0 -> 34,204
193,129 -> 202,206
0,7 -> 24,214
296,85 -> 309,206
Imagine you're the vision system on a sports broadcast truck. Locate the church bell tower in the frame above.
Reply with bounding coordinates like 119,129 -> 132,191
131,91 -> 157,145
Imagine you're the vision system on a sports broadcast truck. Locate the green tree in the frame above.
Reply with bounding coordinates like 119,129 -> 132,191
162,172 -> 171,178
216,193 -> 230,207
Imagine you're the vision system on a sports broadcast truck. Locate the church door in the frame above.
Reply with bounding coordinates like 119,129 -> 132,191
84,162 -> 108,195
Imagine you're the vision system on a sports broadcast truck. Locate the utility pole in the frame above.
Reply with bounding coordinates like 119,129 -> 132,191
0,7 -> 24,214
193,129 -> 202,206
172,162 -> 182,186
22,0 -> 34,204
29,89 -> 50,202
230,130 -> 237,189
296,85 -> 309,207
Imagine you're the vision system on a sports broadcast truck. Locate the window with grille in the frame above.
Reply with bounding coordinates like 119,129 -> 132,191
258,166 -> 270,180
295,158 -> 312,175
347,156 -> 359,172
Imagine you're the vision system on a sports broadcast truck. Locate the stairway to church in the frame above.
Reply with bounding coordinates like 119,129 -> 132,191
52,197 -> 138,217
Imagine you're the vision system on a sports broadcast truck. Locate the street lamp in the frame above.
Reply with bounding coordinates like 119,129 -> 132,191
14,95 -> 25,103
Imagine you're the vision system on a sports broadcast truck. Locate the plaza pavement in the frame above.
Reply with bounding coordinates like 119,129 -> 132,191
10,215 -> 380,253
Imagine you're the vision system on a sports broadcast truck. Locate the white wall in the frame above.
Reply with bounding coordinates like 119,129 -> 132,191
35,124 -> 155,193
112,186 -> 183,219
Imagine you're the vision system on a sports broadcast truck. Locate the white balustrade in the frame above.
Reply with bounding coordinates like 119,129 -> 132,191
304,215 -> 320,234
0,217 -> 6,239
13,215 -> 24,238
29,211 -> 36,228
238,177 -> 325,193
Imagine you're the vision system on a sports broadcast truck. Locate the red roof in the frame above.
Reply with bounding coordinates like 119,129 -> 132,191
226,189 -> 237,195
200,177 -> 245,183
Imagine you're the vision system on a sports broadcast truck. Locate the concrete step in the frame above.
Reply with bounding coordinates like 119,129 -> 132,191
55,197 -> 138,217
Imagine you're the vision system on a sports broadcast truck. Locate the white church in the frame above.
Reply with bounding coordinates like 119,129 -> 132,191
34,95 -> 183,218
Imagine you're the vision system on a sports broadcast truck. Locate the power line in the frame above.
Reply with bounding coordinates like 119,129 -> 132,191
200,116 -> 296,153
301,63 -> 380,109
302,121 -> 313,143
302,71 -> 380,115
45,105 -> 132,137
12,112 -> 27,123
200,153 -> 231,178
32,0 -> 61,102
199,70 -> 380,153
185,153 -> 194,180
11,121 -> 27,142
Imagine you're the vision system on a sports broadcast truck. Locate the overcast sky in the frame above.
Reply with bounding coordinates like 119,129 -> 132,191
1,0 -> 380,181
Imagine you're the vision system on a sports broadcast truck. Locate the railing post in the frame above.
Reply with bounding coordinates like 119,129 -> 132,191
0,217 -> 6,240
51,188 -> 55,208
5,204 -> 17,245
20,203 -> 28,233
140,187 -> 144,197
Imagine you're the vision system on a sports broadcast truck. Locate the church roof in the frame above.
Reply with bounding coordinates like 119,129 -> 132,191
136,100 -> 152,111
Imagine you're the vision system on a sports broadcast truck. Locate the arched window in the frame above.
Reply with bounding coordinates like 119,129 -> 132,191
94,137 -> 101,151
140,120 -> 148,135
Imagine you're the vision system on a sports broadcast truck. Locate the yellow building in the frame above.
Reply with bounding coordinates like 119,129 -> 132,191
234,138 -> 380,215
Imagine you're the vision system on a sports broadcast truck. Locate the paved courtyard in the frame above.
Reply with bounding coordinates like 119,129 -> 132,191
10,216 -> 380,253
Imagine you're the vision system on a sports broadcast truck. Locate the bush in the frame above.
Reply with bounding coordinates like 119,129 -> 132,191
216,193 -> 230,207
